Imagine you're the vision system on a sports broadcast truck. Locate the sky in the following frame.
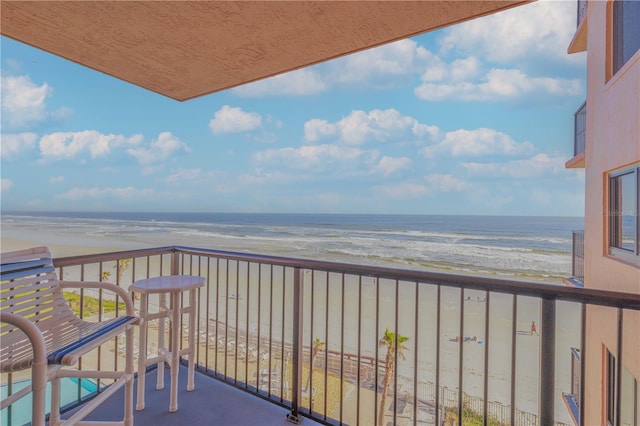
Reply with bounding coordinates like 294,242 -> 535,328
0,0 -> 587,216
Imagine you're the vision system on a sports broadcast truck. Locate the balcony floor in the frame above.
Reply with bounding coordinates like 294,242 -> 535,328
62,365 -> 323,426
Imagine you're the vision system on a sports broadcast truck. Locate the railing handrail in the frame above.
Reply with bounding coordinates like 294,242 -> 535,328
53,245 -> 640,311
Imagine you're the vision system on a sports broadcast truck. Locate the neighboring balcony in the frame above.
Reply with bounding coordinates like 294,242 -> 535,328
565,102 -> 586,169
577,0 -> 587,28
568,0 -> 588,53
3,246 -> 639,426
564,230 -> 585,287
562,348 -> 582,426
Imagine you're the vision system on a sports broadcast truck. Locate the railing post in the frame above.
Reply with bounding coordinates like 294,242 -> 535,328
170,250 -> 179,275
286,267 -> 304,424
540,298 -> 556,425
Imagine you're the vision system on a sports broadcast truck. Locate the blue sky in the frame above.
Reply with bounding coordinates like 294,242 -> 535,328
1,1 -> 586,216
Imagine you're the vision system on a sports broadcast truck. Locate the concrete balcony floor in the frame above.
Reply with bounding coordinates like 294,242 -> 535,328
63,366 -> 323,426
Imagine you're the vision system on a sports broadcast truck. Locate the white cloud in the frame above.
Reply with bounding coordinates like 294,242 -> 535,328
304,109 -> 439,145
449,57 -> 482,81
1,75 -> 50,128
209,105 -> 262,134
462,153 -> 567,178
373,182 -> 429,198
438,0 -> 578,64
232,69 -> 327,97
232,39 -> 431,97
424,174 -> 468,192
420,56 -> 480,83
1,179 -> 14,192
304,119 -> 338,143
57,186 -> 155,200
1,74 -> 71,129
49,176 -> 65,184
422,128 -> 534,158
372,156 -> 412,177
254,144 -> 376,171
1,132 -> 38,158
40,131 -> 143,160
415,67 -> 582,102
327,39 -> 434,88
127,132 -> 191,165
164,168 -> 202,183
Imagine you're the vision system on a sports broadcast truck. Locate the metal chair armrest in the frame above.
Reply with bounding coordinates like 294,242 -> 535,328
0,312 -> 48,426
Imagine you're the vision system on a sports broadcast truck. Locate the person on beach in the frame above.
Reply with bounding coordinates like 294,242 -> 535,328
530,321 -> 539,336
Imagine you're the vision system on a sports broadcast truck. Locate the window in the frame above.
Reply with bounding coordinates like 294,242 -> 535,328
607,350 -> 617,426
621,367 -> 639,426
613,0 -> 640,75
608,165 -> 640,263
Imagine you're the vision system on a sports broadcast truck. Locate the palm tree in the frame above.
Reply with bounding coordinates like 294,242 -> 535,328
116,258 -> 131,283
100,258 -> 131,283
304,337 -> 325,392
378,328 -> 409,426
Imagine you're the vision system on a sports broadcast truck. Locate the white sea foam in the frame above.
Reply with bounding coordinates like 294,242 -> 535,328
1,213 -> 580,282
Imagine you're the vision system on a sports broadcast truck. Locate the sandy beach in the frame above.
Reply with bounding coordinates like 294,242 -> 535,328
1,224 -> 576,425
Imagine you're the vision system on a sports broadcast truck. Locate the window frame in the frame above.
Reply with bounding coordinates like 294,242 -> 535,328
612,0 -> 640,76
608,165 -> 640,264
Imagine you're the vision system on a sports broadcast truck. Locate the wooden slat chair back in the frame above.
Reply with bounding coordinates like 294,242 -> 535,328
1,246 -> 136,426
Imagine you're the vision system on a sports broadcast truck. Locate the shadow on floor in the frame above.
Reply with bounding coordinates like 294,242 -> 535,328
62,366 -> 322,426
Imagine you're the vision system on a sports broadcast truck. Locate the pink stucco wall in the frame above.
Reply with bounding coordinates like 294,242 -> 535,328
581,1 -> 640,424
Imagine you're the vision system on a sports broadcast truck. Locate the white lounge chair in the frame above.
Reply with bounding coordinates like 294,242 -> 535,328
0,246 -> 137,426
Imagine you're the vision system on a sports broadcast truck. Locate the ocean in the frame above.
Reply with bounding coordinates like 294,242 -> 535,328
1,212 -> 583,283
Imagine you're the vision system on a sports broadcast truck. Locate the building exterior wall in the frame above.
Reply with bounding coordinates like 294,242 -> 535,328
581,1 -> 640,424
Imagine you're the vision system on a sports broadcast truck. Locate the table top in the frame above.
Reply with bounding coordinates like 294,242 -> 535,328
130,275 -> 205,294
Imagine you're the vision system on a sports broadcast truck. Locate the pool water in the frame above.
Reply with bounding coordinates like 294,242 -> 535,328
1,377 -> 97,426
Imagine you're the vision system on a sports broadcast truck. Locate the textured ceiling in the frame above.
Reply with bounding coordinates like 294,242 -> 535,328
1,1 -> 531,101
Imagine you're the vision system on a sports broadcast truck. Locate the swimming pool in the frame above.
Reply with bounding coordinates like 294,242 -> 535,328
1,377 -> 97,426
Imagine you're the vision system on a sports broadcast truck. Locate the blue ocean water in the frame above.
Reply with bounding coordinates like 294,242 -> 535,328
1,212 -> 583,282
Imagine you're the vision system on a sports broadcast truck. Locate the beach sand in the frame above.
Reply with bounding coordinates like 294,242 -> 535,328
1,233 -> 576,425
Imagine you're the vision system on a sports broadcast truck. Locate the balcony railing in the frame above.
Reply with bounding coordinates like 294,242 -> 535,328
574,102 -> 586,157
577,0 -> 587,27
572,230 -> 585,284
3,246 -> 639,426
561,347 -> 582,425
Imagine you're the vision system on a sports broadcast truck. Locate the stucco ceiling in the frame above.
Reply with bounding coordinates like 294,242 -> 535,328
1,1 -> 531,101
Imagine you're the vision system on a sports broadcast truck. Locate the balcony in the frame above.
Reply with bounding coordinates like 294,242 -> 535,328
2,246 -> 639,426
564,230 -> 585,287
562,348 -> 582,425
577,0 -> 587,28
565,102 -> 586,169
568,0 -> 588,53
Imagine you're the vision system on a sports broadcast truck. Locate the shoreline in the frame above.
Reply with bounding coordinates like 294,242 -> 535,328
0,235 -> 564,286
1,212 -> 575,285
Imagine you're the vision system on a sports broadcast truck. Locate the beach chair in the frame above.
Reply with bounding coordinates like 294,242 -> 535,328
0,246 -> 137,426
